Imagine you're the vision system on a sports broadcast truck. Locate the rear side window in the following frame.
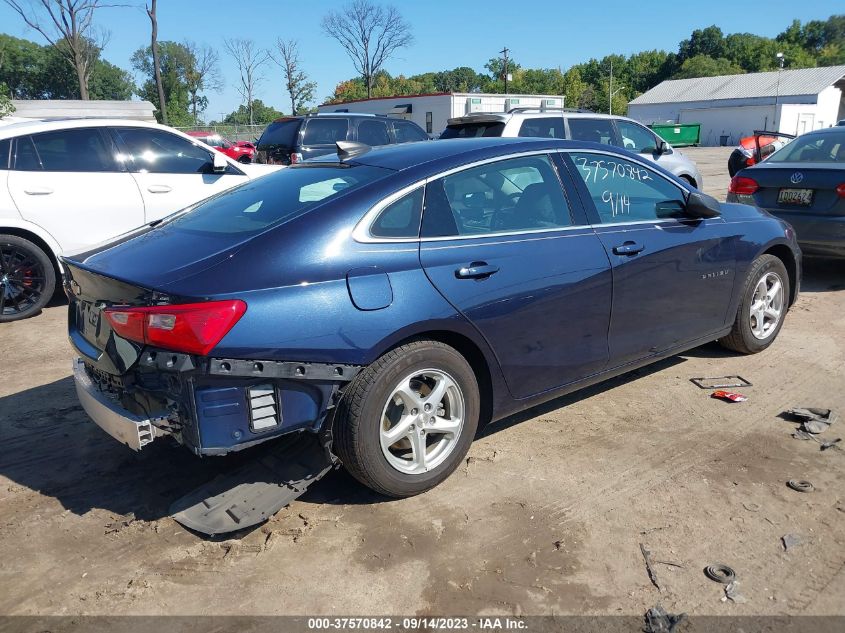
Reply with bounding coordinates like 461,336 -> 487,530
440,122 -> 506,139
0,138 -> 10,169
167,164 -> 391,236
518,118 -> 565,139
114,128 -> 213,174
421,155 -> 572,237
369,188 -> 423,238
567,118 -> 616,145
392,120 -> 428,143
302,118 -> 349,146
19,128 -> 115,172
257,119 -> 301,149
357,119 -> 390,146
767,130 -> 845,162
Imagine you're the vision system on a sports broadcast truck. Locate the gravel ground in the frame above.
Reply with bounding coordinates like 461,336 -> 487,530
1,148 -> 843,618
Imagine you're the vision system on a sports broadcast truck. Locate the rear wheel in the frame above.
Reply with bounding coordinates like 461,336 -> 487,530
719,254 -> 789,354
679,174 -> 697,188
0,235 -> 56,322
334,340 -> 480,497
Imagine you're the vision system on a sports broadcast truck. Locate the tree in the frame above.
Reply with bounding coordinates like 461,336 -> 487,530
224,38 -> 270,125
0,82 -> 14,118
184,41 -> 221,123
321,0 -> 413,98
272,39 -> 316,115
433,67 -> 484,93
678,25 -> 725,64
219,99 -> 284,125
2,0 -> 121,100
132,41 -> 195,126
672,54 -> 745,79
145,0 -> 167,123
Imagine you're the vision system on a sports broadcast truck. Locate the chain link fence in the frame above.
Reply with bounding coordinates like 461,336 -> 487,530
173,124 -> 267,143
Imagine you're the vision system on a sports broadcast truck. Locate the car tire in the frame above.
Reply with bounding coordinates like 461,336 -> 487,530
0,234 -> 56,323
334,340 -> 480,497
680,174 -> 697,188
238,156 -> 251,164
719,254 -> 789,354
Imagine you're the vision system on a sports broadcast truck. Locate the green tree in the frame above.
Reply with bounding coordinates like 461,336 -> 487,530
672,55 -> 745,79
0,82 -> 14,118
132,41 -> 196,125
221,99 -> 284,125
678,26 -> 725,63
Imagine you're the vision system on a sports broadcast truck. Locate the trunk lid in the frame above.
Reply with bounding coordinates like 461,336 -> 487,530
747,163 -> 845,216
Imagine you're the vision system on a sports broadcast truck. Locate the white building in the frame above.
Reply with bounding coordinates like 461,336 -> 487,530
317,92 -> 566,137
4,100 -> 157,123
627,65 -> 845,146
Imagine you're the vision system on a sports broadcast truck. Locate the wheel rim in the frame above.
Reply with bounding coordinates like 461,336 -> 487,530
749,271 -> 784,340
379,368 -> 465,475
0,243 -> 47,317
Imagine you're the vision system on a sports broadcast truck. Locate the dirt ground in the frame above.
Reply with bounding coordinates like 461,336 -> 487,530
1,147 -> 844,618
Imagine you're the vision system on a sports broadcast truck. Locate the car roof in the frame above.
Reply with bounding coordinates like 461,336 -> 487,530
0,117 -> 169,140
798,126 -> 845,136
448,111 -> 634,124
270,113 -> 389,124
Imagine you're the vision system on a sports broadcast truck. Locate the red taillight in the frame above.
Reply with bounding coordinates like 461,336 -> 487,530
729,176 -> 759,195
836,183 -> 845,198
105,300 -> 246,356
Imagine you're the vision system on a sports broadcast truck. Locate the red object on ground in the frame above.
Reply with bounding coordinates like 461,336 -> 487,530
711,390 -> 748,403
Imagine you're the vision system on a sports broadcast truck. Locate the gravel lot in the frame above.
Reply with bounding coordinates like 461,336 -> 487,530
1,147 -> 844,618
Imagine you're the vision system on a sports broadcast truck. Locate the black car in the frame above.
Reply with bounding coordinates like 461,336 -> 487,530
254,113 -> 429,165
727,126 -> 845,258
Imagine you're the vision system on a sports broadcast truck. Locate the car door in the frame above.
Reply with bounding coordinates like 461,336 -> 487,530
391,119 -> 429,143
299,118 -> 350,160
7,127 -> 145,252
110,126 -> 249,223
565,117 -> 619,146
564,150 -> 736,367
418,153 -> 612,399
356,118 -> 391,146
615,119 -> 680,173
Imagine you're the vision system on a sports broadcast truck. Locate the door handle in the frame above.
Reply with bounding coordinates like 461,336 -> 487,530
455,262 -> 499,279
147,185 -> 172,194
612,241 -> 645,256
23,187 -> 53,195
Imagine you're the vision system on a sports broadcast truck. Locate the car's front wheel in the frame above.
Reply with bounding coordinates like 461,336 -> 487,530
334,340 -> 480,497
0,234 -> 56,322
719,254 -> 789,354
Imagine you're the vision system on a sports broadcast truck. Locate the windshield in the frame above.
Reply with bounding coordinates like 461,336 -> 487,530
164,164 -> 391,236
256,119 -> 301,149
767,130 -> 845,163
440,122 -> 506,139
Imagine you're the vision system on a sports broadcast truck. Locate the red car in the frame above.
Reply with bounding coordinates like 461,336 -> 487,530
186,131 -> 256,163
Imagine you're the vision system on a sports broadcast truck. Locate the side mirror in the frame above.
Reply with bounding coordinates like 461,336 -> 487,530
684,191 -> 721,219
655,139 -> 671,155
212,151 -> 228,173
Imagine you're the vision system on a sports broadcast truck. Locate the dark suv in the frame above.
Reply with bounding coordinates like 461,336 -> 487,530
255,113 -> 429,165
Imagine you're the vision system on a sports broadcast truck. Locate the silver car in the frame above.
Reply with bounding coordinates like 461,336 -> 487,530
441,109 -> 704,189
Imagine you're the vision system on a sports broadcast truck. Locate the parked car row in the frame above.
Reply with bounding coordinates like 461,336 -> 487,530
186,131 -> 257,164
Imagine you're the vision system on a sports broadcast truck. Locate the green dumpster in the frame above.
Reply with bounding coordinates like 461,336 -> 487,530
649,123 -> 701,147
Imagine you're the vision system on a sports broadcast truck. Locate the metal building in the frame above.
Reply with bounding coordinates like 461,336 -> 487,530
627,65 -> 845,146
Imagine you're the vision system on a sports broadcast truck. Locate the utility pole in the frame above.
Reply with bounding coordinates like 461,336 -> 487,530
608,60 -> 624,116
774,52 -> 785,131
500,46 -> 510,95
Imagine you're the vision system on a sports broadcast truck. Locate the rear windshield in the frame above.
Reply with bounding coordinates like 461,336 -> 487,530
164,164 -> 391,236
440,122 -> 506,139
767,130 -> 845,163
256,119 -> 301,150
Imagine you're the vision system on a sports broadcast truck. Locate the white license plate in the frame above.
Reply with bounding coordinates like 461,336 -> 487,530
778,188 -> 813,205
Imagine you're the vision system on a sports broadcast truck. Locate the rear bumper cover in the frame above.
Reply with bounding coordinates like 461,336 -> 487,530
763,210 -> 845,257
73,359 -> 168,450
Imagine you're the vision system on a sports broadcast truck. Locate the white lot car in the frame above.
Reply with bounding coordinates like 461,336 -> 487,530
0,118 -> 281,321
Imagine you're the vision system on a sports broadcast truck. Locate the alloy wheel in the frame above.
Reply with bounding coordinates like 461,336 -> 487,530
749,271 -> 784,340
0,243 -> 47,318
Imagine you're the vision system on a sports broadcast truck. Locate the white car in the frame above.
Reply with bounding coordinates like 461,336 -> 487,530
0,118 -> 281,321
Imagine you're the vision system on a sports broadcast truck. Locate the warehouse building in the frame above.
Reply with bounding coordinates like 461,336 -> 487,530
317,92 -> 566,137
627,65 -> 845,146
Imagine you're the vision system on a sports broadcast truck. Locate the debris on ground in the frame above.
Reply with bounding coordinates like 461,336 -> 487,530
691,375 -> 752,390
704,564 -> 736,584
742,502 -> 761,512
723,580 -> 747,603
711,390 -> 747,403
640,543 -> 663,592
785,408 -> 838,434
781,534 -> 803,551
786,479 -> 814,493
644,605 -> 687,633
104,513 -> 137,535
820,438 -> 842,451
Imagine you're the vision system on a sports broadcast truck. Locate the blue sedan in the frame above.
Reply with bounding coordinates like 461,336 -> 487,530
64,138 -> 800,526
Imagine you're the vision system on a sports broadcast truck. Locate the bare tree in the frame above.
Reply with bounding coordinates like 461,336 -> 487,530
272,39 -> 316,115
2,0 -> 122,100
321,0 -> 413,98
145,0 -> 166,123
184,41 -> 222,123
223,38 -> 269,125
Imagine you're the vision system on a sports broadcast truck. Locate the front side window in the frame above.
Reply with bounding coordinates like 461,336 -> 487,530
18,128 -> 115,172
392,120 -> 428,143
570,152 -> 686,223
357,119 -> 390,146
518,117 -> 565,139
114,128 -> 213,174
425,112 -> 433,134
302,118 -> 349,146
369,187 -> 424,238
567,118 -> 616,145
615,120 -> 659,153
421,155 -> 572,238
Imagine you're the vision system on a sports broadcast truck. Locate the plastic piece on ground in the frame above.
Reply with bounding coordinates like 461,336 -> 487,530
786,479 -> 814,493
711,390 -> 747,402
644,605 -> 686,633
704,564 -> 736,584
